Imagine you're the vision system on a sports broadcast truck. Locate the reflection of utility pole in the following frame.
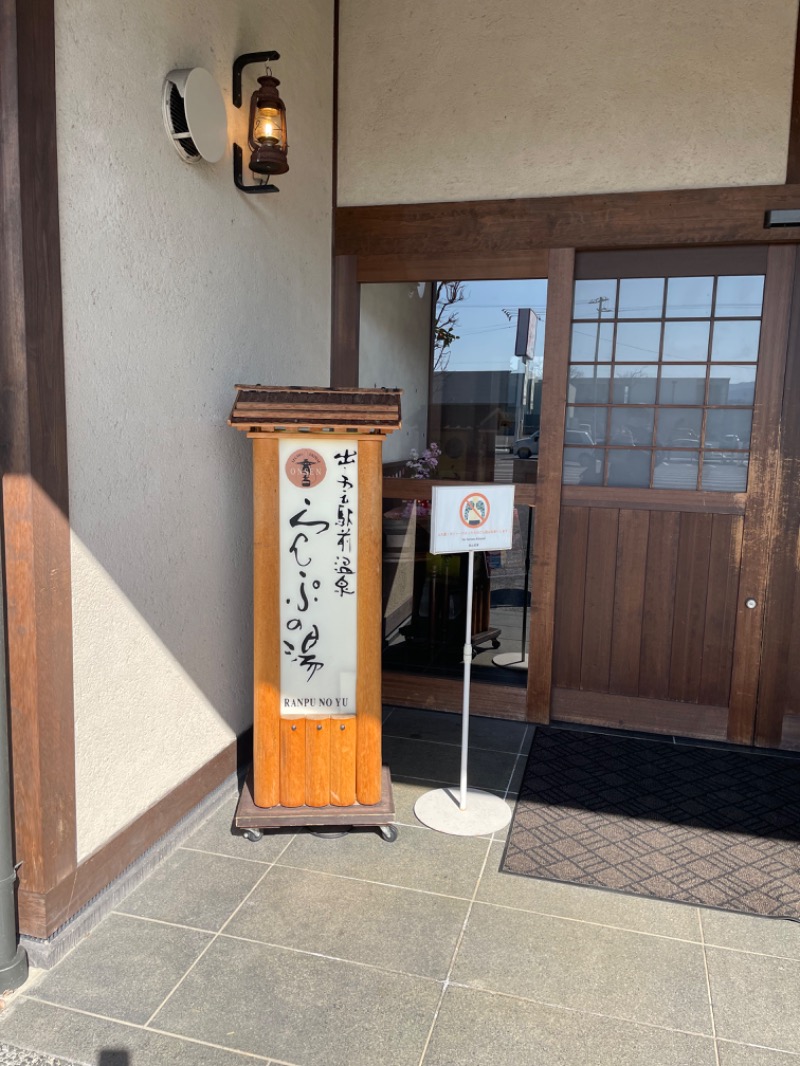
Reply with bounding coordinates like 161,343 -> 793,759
588,295 -> 611,361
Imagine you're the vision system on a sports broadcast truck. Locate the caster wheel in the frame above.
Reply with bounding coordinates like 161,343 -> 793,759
492,639 -> 501,649
379,824 -> 398,842
242,828 -> 264,843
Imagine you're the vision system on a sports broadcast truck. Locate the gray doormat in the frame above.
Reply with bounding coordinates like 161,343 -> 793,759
502,727 -> 800,919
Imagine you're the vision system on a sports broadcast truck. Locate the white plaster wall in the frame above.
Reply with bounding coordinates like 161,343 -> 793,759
359,284 -> 431,464
337,0 -> 798,205
55,0 -> 334,860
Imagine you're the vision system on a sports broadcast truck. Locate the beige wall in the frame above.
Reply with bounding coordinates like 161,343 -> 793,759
56,0 -> 334,860
359,284 -> 431,464
337,0 -> 798,206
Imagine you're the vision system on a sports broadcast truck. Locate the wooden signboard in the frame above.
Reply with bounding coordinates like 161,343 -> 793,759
229,386 -> 402,828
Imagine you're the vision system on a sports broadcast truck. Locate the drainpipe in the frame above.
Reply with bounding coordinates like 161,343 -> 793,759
0,488 -> 29,989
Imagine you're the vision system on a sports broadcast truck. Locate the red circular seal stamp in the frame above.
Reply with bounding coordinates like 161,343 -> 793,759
285,448 -> 327,488
460,492 -> 490,528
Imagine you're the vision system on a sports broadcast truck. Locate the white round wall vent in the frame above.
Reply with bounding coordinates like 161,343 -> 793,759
162,67 -> 226,164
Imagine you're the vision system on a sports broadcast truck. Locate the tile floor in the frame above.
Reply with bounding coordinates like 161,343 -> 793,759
3,707 -> 800,1065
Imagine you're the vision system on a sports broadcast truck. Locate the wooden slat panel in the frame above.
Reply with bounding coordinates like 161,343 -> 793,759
527,248 -> 574,721
580,508 -> 619,693
552,689 -> 728,743
729,246 -> 795,743
252,436 -> 281,807
330,715 -> 356,806
609,509 -> 650,697
306,718 -> 331,807
639,512 -> 681,700
698,514 -> 744,707
669,512 -> 713,702
357,438 -> 384,803
280,718 -> 306,808
336,185 -> 800,262
552,507 -> 589,688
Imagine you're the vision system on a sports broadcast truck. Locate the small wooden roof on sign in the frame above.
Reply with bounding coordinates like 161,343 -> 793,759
229,385 -> 403,435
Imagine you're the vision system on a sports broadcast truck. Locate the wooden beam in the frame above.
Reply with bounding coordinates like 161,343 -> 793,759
0,0 -> 76,933
336,185 -> 800,265
330,255 -> 360,387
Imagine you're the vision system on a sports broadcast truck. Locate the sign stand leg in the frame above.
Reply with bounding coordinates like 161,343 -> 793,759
414,549 -> 512,837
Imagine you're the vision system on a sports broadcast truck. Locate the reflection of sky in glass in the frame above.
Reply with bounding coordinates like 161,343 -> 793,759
711,320 -> 761,361
666,276 -> 713,318
715,275 -> 764,317
662,321 -> 710,361
434,278 -> 548,373
615,322 -> 661,361
708,364 -> 756,405
573,279 -> 617,319
618,277 -> 665,318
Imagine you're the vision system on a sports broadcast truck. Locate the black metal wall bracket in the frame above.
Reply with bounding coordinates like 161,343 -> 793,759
233,51 -> 281,195
233,144 -> 279,194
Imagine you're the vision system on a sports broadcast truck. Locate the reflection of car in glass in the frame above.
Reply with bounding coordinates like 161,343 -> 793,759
511,430 -> 539,459
664,438 -> 700,463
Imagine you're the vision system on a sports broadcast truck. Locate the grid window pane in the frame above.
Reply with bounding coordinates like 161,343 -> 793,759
614,321 -> 661,361
618,277 -> 665,319
571,322 -> 613,362
666,276 -> 713,318
701,456 -> 749,492
607,449 -> 652,487
658,364 -> 707,404
711,320 -> 762,362
611,364 -> 657,404
610,407 -> 654,447
563,447 -> 603,485
708,364 -> 756,405
565,407 -> 606,446
566,269 -> 762,493
715,276 -> 764,317
656,408 -> 703,446
573,280 -> 617,320
662,321 -> 710,361
569,363 -> 611,403
705,409 -> 753,449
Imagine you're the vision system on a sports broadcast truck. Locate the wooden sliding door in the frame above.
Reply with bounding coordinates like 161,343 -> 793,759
547,245 -> 794,745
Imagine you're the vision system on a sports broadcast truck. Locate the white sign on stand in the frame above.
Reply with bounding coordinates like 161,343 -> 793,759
415,484 -> 516,837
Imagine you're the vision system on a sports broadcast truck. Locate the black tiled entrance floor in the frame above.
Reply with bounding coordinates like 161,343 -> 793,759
3,708 -> 800,1065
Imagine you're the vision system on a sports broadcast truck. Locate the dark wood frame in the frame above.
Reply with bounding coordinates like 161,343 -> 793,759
0,0 -> 77,939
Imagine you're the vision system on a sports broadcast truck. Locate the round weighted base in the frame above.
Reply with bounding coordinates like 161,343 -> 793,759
492,652 -> 529,671
414,787 -> 511,836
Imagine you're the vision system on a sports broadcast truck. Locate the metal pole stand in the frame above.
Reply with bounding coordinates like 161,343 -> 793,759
414,552 -> 512,837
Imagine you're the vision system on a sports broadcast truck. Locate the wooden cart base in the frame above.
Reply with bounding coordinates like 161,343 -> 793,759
235,765 -> 397,841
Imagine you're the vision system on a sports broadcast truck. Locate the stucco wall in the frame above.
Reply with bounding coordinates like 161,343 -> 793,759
359,284 -> 431,464
56,0 -> 334,860
337,0 -> 798,206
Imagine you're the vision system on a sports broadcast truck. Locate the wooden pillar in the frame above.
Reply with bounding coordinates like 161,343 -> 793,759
252,436 -> 281,807
356,437 -> 383,803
